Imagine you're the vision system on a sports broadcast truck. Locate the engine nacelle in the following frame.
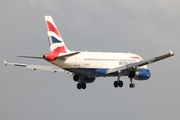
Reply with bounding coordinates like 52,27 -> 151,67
73,74 -> 96,83
128,69 -> 151,80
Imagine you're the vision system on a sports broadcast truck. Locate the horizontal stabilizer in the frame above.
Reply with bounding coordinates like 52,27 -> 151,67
58,52 -> 80,59
17,56 -> 44,59
18,52 -> 80,60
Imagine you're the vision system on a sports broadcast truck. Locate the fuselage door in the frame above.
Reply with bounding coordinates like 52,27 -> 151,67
75,57 -> 80,66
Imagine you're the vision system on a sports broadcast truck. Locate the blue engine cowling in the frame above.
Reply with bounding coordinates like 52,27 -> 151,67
128,69 -> 151,80
73,74 -> 96,83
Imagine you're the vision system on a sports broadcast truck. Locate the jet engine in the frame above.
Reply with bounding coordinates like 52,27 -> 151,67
128,69 -> 151,80
73,74 -> 96,83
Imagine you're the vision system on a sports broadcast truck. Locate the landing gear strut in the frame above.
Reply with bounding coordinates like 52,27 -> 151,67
77,83 -> 86,90
129,78 -> 135,88
114,71 -> 123,88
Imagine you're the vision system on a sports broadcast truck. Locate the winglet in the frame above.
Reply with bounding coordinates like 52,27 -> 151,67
4,60 -> 7,66
169,50 -> 174,56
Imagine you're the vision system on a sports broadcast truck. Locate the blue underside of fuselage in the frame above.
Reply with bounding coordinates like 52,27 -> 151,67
64,68 -> 107,76
64,68 -> 129,77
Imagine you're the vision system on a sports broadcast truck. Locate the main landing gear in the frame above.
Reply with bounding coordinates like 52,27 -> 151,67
114,72 -> 123,88
129,78 -> 135,88
113,79 -> 135,88
77,83 -> 86,90
114,80 -> 123,88
113,71 -> 135,88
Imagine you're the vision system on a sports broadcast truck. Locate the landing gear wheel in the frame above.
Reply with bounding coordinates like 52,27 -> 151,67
77,83 -> 82,90
132,83 -> 135,88
129,83 -> 135,88
115,72 -> 123,88
118,81 -> 123,87
81,83 -> 86,89
114,81 -> 119,88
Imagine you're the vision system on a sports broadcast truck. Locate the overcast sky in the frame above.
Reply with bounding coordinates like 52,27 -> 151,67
0,0 -> 179,120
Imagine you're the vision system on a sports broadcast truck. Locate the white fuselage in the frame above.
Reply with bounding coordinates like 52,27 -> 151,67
49,52 -> 147,75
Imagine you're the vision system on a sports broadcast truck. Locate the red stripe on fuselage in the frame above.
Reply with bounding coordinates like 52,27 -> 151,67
130,56 -> 141,59
46,21 -> 61,37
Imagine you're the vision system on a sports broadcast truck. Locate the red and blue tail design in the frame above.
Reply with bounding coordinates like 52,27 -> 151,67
45,16 -> 70,53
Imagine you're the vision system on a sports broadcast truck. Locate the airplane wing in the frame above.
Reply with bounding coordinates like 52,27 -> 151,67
4,60 -> 65,73
106,50 -> 174,74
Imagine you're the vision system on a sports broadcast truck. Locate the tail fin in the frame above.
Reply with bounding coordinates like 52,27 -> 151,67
45,16 -> 70,53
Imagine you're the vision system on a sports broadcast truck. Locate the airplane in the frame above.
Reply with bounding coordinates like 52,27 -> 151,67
4,16 -> 174,90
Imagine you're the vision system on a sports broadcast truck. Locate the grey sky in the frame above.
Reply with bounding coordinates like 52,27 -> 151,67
0,0 -> 179,120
